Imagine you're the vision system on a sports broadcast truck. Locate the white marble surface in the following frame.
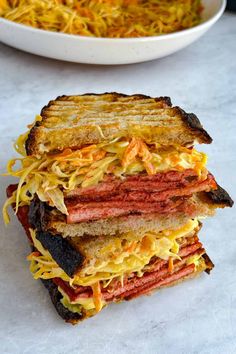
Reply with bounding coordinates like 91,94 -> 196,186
0,12 -> 236,354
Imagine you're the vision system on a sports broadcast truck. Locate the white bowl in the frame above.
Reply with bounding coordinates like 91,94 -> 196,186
0,0 -> 226,65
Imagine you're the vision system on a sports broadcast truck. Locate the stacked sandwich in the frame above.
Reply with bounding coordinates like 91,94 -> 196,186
4,93 -> 233,324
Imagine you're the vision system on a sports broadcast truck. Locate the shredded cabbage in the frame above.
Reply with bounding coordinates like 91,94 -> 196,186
0,0 -> 202,38
27,219 -> 198,287
3,127 -> 208,223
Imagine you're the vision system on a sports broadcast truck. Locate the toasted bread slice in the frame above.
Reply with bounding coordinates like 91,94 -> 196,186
29,187 -> 233,238
25,93 -> 212,156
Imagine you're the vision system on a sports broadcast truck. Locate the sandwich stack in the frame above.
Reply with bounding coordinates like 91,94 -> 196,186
4,93 -> 233,324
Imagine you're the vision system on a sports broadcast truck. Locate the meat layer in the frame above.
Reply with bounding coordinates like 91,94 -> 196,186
66,171 -> 216,223
66,169 -> 200,198
53,238 -> 211,304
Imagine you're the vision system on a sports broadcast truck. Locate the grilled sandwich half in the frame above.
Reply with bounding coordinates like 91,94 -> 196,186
4,93 -> 233,324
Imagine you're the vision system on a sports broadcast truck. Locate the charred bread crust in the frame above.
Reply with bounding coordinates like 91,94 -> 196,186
36,231 -> 84,277
206,184 -> 234,207
28,197 -> 47,231
54,92 -> 172,105
202,253 -> 214,274
28,197 -> 57,232
29,198 -> 66,234
176,107 -> 212,144
41,279 -> 83,324
25,121 -> 41,157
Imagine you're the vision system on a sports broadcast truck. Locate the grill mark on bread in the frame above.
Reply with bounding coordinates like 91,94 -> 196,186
25,93 -> 212,155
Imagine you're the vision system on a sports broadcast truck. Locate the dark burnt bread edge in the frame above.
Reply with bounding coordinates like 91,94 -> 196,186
25,93 -> 172,155
41,279 -> 83,323
36,231 -> 84,278
29,197 -> 65,234
176,107 -> 213,144
206,184 -> 234,207
202,253 -> 214,274
28,197 -> 48,231
52,93 -> 172,107
29,199 -> 84,277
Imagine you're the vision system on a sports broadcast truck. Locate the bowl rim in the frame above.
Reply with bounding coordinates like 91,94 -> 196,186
0,0 -> 226,43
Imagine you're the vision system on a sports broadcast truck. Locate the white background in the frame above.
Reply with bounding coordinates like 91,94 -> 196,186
0,12 -> 235,354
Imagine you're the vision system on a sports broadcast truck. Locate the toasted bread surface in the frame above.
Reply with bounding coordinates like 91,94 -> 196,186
25,93 -> 212,156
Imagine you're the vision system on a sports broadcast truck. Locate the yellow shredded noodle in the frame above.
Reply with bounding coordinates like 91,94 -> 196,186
0,0 -> 203,38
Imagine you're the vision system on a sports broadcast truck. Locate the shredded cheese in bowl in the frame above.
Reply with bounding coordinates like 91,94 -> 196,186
0,0 -> 203,38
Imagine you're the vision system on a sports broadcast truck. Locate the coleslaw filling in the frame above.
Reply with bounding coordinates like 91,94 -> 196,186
27,219 -> 202,313
27,219 -> 199,286
3,120 -> 208,223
